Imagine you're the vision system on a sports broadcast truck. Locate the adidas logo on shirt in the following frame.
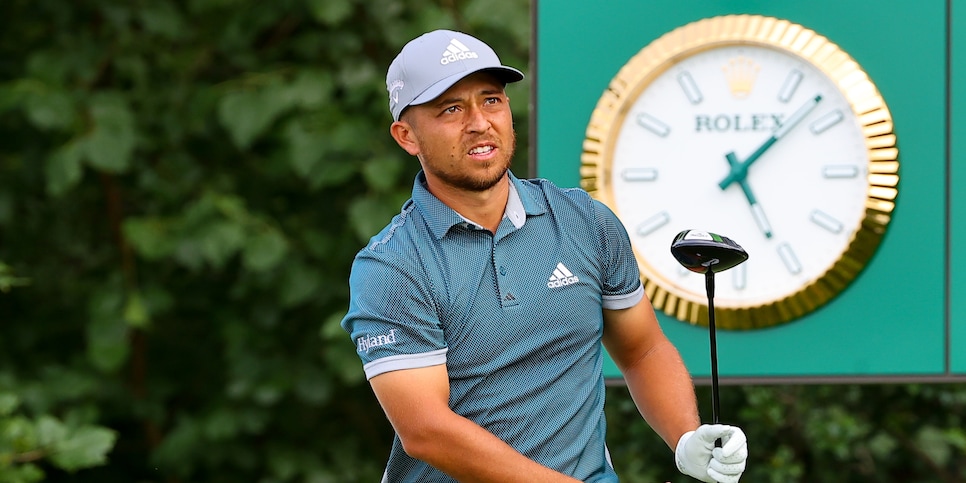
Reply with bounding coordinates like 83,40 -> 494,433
547,263 -> 579,288
440,38 -> 479,65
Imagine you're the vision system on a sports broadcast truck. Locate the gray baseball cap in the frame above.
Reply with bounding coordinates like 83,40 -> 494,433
386,30 -> 525,121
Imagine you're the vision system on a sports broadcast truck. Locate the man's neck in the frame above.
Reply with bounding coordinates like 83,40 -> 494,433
428,174 -> 510,233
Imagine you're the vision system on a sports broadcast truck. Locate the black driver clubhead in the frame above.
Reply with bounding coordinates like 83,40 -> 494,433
670,230 -> 749,274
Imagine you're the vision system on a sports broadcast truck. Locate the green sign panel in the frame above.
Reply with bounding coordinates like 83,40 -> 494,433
534,0 -> 963,381
952,1 -> 966,375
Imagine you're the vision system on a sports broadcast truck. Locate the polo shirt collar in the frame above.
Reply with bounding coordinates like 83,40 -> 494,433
412,171 -> 548,240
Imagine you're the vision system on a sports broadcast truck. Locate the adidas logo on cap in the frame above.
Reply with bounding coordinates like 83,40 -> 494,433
386,29 -> 524,121
440,38 -> 479,65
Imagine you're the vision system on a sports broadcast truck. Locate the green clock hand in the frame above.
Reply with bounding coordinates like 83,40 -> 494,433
718,94 -> 823,190
727,152 -> 773,238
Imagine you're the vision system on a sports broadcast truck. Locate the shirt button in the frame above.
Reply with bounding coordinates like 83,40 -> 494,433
499,266 -> 507,276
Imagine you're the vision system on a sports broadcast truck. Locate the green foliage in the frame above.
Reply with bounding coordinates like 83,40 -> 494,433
0,264 -> 29,293
0,0 -> 528,481
0,392 -> 117,482
606,383 -> 966,482
0,0 -> 963,482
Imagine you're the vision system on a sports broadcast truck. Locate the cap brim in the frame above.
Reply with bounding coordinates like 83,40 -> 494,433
409,66 -> 525,108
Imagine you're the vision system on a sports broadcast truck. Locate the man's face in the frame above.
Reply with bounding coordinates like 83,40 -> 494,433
395,72 -> 516,193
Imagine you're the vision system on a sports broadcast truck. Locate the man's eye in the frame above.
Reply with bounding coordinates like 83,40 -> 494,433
443,106 -> 460,114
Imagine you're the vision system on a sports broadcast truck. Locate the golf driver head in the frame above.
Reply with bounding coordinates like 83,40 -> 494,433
670,230 -> 748,274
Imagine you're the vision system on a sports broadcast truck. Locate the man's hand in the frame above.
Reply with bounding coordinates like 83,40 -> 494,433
675,424 -> 748,483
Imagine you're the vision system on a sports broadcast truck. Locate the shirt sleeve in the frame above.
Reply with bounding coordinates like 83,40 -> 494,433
341,249 -> 448,380
592,199 -> 644,310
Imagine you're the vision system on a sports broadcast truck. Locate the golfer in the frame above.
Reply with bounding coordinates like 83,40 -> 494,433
341,29 -> 748,482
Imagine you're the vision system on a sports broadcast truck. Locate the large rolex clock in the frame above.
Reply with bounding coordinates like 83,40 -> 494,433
581,15 -> 899,329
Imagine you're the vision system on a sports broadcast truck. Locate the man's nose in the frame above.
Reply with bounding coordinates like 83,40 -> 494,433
464,106 -> 491,133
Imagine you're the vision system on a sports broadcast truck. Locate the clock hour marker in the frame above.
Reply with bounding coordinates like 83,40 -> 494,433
810,210 -> 844,234
809,109 -> 844,134
732,263 -> 747,290
636,113 -> 671,137
778,243 -> 802,275
636,211 -> 669,236
822,165 -> 860,178
751,203 -> 773,238
778,70 -> 804,102
677,72 -> 703,104
621,168 -> 658,182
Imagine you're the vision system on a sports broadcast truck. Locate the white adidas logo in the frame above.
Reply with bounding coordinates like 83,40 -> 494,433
440,38 -> 479,65
547,263 -> 579,288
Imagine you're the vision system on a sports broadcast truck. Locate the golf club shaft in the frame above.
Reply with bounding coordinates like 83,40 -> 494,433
705,272 -> 722,448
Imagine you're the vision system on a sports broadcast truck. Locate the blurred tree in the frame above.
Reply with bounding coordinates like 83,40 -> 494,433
0,0 -> 963,482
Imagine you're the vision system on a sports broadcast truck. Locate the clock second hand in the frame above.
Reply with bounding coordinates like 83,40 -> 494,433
718,94 -> 823,190
726,152 -> 774,238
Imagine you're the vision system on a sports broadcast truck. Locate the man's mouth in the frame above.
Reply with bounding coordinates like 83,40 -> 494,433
468,145 -> 495,156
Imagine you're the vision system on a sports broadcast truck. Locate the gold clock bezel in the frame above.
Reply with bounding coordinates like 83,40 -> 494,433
581,14 -> 899,329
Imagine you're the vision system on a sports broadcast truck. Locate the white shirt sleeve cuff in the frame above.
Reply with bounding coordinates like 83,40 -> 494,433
363,348 -> 448,380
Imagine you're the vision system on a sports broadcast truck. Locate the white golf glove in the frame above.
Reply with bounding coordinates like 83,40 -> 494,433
675,424 -> 748,483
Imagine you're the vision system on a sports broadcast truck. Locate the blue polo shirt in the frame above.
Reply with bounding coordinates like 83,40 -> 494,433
342,171 -> 644,482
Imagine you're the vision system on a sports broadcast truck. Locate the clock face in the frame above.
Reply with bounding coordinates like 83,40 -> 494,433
582,15 -> 899,328
612,44 -> 867,307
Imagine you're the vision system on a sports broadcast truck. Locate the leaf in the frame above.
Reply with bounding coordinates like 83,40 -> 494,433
3,415 -> 38,452
0,262 -> 30,292
149,418 -> 201,474
319,311 -> 347,342
23,88 -> 75,131
945,427 -> 966,451
35,415 -> 67,447
329,117 -> 374,154
25,51 -> 69,84
122,218 -> 175,259
122,290 -> 150,329
86,289 -> 130,373
293,365 -> 332,405
137,3 -> 186,40
867,431 -> 897,458
198,220 -> 246,268
242,227 -> 288,272
463,0 -> 531,45
0,82 -> 21,113
212,193 -> 248,220
916,426 -> 952,465
0,392 -> 19,416
217,90 -> 265,150
48,426 -> 117,472
173,239 -> 205,271
361,156 -> 403,192
309,157 -> 357,190
83,93 -> 136,173
279,262 -> 321,308
288,69 -> 333,110
202,410 -> 240,440
217,79 -> 294,151
284,119 -> 325,178
267,446 -> 301,480
307,0 -> 354,26
347,196 -> 397,242
44,140 -> 84,196
2,463 -> 45,482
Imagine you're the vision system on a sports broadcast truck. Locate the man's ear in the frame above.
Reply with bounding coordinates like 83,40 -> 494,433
389,120 -> 420,156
